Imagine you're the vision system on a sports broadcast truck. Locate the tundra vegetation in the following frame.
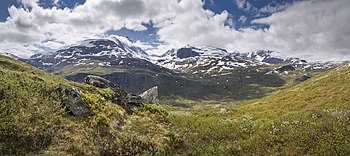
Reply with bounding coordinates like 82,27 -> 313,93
0,55 -> 349,155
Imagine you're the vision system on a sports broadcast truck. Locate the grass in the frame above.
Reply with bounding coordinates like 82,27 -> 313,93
0,56 -> 182,155
1,55 -> 349,155
167,65 -> 350,155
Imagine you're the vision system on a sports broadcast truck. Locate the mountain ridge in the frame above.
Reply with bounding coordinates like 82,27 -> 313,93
2,38 -> 342,100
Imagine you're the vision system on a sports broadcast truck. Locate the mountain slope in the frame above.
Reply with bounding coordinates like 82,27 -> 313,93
153,45 -> 261,74
22,40 -> 294,100
20,38 -> 341,101
235,64 -> 350,119
0,55 -> 181,155
26,38 -> 149,70
169,65 -> 350,155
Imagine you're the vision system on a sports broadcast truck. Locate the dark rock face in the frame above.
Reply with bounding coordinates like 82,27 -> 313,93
139,86 -> 159,104
85,75 -> 143,113
177,48 -> 200,59
275,65 -> 296,73
55,84 -> 90,116
263,57 -> 285,64
85,75 -> 128,104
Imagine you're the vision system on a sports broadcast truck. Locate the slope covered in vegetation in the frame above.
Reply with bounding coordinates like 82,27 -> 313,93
1,55 -> 349,155
0,56 -> 181,155
169,65 -> 350,155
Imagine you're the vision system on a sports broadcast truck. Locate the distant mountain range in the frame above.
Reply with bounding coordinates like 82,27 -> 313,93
0,38 -> 343,100
4,38 -> 337,73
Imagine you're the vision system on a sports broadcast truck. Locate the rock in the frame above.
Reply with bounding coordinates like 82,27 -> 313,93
139,86 -> 159,104
55,84 -> 90,116
125,94 -> 144,113
275,65 -> 296,73
85,75 -> 128,103
85,75 -> 144,113
219,108 -> 228,114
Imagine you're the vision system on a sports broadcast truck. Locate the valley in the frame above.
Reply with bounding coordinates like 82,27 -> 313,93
0,38 -> 349,155
1,0 -> 349,155
1,54 -> 349,155
19,38 -> 337,101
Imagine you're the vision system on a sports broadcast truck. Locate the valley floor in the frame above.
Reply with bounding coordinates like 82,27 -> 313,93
164,99 -> 350,155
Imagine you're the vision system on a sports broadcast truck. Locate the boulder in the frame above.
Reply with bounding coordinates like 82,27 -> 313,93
84,75 -> 144,113
125,94 -> 144,113
139,86 -> 159,104
85,75 -> 128,103
55,84 -> 90,116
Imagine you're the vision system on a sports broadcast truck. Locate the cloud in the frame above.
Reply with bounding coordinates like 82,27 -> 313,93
0,0 -> 349,61
107,35 -> 154,50
252,0 -> 350,61
52,0 -> 61,6
238,15 -> 247,23
234,0 -> 257,13
152,0 -> 350,61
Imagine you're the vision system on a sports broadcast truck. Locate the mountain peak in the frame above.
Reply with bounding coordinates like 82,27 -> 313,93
25,38 -> 150,69
0,52 -> 20,60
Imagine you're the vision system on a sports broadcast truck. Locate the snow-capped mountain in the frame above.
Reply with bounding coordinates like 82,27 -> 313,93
25,38 -> 150,69
244,50 -> 285,64
151,45 -> 311,74
152,45 -> 262,74
4,38 -> 343,100
0,52 -> 20,60
19,37 -> 341,75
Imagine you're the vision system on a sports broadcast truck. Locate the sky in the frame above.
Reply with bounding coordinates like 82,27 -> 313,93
0,0 -> 349,61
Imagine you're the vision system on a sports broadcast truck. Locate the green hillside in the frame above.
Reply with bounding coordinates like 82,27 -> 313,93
1,55 -> 349,155
169,65 -> 350,155
0,56 -> 181,155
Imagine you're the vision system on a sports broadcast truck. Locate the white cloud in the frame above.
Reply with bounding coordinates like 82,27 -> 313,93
251,0 -> 350,61
0,0 -> 349,61
52,0 -> 61,6
107,35 -> 154,50
152,0 -> 350,61
238,15 -> 247,23
259,2 -> 291,14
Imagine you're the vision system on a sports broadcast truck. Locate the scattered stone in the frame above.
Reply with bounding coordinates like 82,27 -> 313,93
219,108 -> 228,114
139,86 -> 159,104
55,84 -> 90,116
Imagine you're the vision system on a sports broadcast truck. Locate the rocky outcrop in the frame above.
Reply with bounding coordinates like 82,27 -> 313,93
85,75 -> 128,104
139,86 -> 159,104
85,75 -> 143,113
275,65 -> 296,73
125,94 -> 143,112
55,84 -> 90,116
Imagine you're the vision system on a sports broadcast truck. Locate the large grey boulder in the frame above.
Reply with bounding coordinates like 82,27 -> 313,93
84,75 -> 143,113
85,75 -> 128,104
55,84 -> 90,116
139,86 -> 159,104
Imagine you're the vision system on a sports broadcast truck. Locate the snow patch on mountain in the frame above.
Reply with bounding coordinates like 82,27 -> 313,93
0,52 -> 20,60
